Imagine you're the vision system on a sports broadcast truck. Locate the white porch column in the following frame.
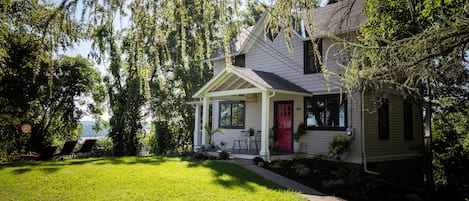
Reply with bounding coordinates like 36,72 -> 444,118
259,91 -> 270,159
201,96 -> 210,145
193,104 -> 201,150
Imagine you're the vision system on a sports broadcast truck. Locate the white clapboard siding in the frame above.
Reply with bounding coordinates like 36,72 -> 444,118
246,30 -> 345,94
296,92 -> 363,164
212,98 -> 263,149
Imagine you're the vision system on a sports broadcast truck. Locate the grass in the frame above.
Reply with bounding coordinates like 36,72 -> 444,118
0,157 -> 306,201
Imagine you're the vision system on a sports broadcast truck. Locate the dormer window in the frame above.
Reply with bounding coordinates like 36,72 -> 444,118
304,39 -> 323,74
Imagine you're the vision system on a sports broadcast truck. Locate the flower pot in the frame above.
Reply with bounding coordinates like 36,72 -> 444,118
293,141 -> 301,153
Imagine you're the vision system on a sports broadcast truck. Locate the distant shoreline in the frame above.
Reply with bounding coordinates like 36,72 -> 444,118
80,121 -> 108,139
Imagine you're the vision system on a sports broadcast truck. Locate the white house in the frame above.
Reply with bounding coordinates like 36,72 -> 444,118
191,0 -> 424,186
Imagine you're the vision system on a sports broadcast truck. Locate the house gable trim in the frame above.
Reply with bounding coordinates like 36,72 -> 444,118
207,88 -> 262,97
193,68 -> 229,98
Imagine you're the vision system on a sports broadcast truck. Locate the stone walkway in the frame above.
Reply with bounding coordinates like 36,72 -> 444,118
228,159 -> 344,201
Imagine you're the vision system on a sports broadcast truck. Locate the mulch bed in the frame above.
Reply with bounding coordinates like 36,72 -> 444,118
260,158 -> 422,201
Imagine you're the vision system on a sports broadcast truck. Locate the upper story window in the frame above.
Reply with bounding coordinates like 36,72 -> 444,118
378,98 -> 390,140
219,101 -> 245,129
403,100 -> 413,140
266,29 -> 279,42
232,54 -> 245,67
304,39 -> 323,74
304,94 -> 347,130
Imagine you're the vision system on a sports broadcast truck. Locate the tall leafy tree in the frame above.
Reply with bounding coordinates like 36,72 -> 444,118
0,0 -> 104,160
33,55 -> 105,151
0,33 -> 104,157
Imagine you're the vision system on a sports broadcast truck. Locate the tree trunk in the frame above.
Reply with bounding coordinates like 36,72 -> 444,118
424,86 -> 434,196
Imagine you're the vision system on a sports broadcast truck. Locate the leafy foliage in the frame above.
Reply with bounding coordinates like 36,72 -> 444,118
149,121 -> 176,155
0,0 -> 104,161
432,98 -> 469,199
0,38 -> 103,158
328,135 -> 352,160
204,124 -> 224,145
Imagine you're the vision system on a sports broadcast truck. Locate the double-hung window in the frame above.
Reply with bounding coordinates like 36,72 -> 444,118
219,101 -> 245,129
304,38 -> 323,74
304,94 -> 347,130
403,100 -> 413,140
378,98 -> 390,140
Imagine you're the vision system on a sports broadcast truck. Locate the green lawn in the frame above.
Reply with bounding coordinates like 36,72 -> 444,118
0,157 -> 306,201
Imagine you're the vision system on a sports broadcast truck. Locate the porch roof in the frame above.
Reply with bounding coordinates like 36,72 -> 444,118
193,66 -> 311,99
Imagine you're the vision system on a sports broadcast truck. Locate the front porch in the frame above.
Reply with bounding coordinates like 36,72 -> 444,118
191,66 -> 311,161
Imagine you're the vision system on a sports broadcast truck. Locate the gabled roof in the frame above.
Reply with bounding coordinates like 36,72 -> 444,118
210,0 -> 365,61
193,66 -> 310,98
210,26 -> 255,60
309,0 -> 366,37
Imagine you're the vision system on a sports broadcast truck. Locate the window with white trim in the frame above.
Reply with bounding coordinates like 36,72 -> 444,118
219,101 -> 245,129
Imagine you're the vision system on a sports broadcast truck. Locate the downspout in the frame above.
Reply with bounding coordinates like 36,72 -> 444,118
361,91 -> 380,175
266,91 -> 276,162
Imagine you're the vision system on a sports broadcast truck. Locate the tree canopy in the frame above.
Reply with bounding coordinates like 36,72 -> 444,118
0,0 -> 104,160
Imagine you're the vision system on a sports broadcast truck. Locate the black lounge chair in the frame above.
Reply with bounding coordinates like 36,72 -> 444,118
73,139 -> 97,156
55,140 -> 77,159
20,146 -> 58,161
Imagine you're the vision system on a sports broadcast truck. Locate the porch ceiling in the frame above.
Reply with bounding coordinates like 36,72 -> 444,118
212,75 -> 255,92
193,66 -> 311,99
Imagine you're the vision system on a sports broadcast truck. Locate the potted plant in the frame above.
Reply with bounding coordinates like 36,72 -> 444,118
204,124 -> 224,150
293,122 -> 306,153
269,123 -> 279,153
248,128 -> 255,136
219,141 -> 226,150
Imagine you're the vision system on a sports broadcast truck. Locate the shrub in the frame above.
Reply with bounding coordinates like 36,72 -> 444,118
328,135 -> 352,160
0,150 -> 19,162
271,160 -> 287,169
252,156 -> 265,165
322,178 -> 346,189
207,155 -> 218,160
292,163 -> 311,177
179,151 -> 193,157
193,152 -> 207,160
218,150 -> 230,160
90,138 -> 113,157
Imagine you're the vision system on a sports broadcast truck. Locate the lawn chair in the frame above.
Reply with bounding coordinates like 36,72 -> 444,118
73,139 -> 97,157
20,146 -> 58,161
55,140 -> 77,159
249,130 -> 261,151
233,130 -> 248,150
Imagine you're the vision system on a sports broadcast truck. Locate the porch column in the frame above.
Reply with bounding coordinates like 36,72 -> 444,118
201,96 -> 210,145
259,91 -> 270,159
193,104 -> 201,150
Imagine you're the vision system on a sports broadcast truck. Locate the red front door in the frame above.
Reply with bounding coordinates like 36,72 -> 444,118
275,101 -> 293,152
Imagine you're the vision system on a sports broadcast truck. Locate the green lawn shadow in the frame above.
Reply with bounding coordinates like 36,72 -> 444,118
3,156 -> 289,195
183,158 -> 286,193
